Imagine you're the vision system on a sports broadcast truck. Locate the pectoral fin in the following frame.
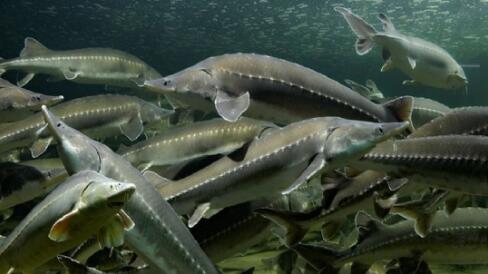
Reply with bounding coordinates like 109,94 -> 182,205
407,56 -> 416,70
116,210 -> 135,231
57,255 -> 89,272
381,58 -> 394,72
30,137 -> 53,158
188,202 -> 211,228
120,114 -> 143,141
17,72 -> 35,87
49,209 -> 79,242
214,90 -> 250,122
282,154 -> 325,195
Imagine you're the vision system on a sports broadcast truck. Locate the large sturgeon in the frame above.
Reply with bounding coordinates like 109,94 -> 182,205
0,79 -> 63,123
336,7 -> 467,91
294,208 -> 488,274
41,106 -> 219,274
159,117 -> 408,227
0,94 -> 172,158
0,170 -> 135,273
0,38 -> 161,88
144,53 -> 413,124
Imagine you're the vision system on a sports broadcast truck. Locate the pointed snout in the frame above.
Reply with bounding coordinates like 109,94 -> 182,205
143,78 -> 176,94
47,95 -> 65,105
41,105 -> 63,139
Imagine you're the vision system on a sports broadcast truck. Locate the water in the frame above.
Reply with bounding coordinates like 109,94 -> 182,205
1,1 -> 488,273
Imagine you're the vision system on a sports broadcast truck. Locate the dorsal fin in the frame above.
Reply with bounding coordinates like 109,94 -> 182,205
20,37 -> 50,58
355,211 -> 386,243
382,96 -> 414,131
377,13 -> 396,33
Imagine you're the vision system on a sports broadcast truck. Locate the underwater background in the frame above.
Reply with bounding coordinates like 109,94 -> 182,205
0,0 -> 486,105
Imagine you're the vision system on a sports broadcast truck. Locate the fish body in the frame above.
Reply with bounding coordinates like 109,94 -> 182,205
160,117 -> 408,227
296,208 -> 488,272
335,7 -> 467,91
0,79 -> 63,122
0,170 -> 135,273
409,106 -> 488,138
41,107 -> 219,274
145,53 -> 413,124
356,135 -> 488,195
345,79 -> 384,103
0,38 -> 161,88
410,97 -> 451,128
0,162 -> 68,211
0,94 -> 172,158
119,118 -> 275,171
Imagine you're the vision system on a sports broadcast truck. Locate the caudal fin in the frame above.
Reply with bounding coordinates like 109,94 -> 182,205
334,7 -> 377,55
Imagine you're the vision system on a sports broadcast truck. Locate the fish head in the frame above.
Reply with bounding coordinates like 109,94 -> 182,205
41,106 -> 101,175
77,173 -> 135,213
446,68 -> 468,91
323,119 -> 409,165
144,66 -> 216,98
27,93 -> 64,108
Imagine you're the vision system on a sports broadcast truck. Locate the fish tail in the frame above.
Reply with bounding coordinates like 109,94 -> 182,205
334,7 -> 377,55
382,96 -> 415,132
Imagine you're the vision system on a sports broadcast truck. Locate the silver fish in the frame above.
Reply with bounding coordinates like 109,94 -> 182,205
144,53 -> 413,125
0,37 -> 161,88
336,7 -> 467,91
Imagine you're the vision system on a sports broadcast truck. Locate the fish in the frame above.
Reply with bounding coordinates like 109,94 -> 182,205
41,106 -> 219,274
258,170 -> 407,246
0,94 -> 172,158
159,117 -> 409,227
0,170 -> 135,273
344,79 -> 384,103
0,78 -> 63,123
0,162 -> 68,211
410,97 -> 451,128
293,208 -> 488,274
58,255 -> 150,274
409,106 -> 488,138
119,117 -> 276,171
0,37 -> 162,88
335,7 -> 468,91
144,53 -> 413,125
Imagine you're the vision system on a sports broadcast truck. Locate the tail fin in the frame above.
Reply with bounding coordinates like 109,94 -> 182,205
382,96 -> 414,132
256,208 -> 314,246
334,7 -> 377,55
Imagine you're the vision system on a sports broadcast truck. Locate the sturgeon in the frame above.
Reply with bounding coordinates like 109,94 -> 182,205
41,106 -> 219,274
0,170 -> 135,273
0,37 -> 161,88
119,118 -> 275,171
159,117 -> 409,227
409,106 -> 488,138
336,7 -> 467,91
258,170 -> 407,246
294,208 -> 488,274
0,94 -> 172,158
144,53 -> 413,124
58,255 -> 151,274
0,78 -> 63,123
345,79 -> 384,103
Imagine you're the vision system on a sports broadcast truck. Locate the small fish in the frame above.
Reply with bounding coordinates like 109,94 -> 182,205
119,118 -> 275,171
0,94 -> 172,158
336,7 -> 467,91
294,208 -> 488,273
0,78 -> 63,123
160,117 -> 408,227
41,106 -> 219,274
0,170 -> 135,273
144,53 -> 413,125
0,37 -> 161,88
344,79 -> 384,102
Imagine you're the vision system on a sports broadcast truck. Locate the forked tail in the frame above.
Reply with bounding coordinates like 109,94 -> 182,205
334,7 -> 378,55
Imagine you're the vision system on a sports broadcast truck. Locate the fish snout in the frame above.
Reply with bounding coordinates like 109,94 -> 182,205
377,121 -> 410,139
144,78 -> 176,93
107,182 -> 136,208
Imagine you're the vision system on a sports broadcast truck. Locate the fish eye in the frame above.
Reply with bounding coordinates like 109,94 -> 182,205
376,127 -> 384,135
56,122 -> 61,127
163,80 -> 169,86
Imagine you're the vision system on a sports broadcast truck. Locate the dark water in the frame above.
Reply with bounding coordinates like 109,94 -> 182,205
1,0 -> 486,105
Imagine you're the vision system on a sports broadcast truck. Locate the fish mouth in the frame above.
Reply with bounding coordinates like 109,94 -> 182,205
107,183 -> 136,208
143,78 -> 176,93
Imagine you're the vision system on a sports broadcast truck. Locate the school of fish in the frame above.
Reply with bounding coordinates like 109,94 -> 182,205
0,6 -> 483,274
